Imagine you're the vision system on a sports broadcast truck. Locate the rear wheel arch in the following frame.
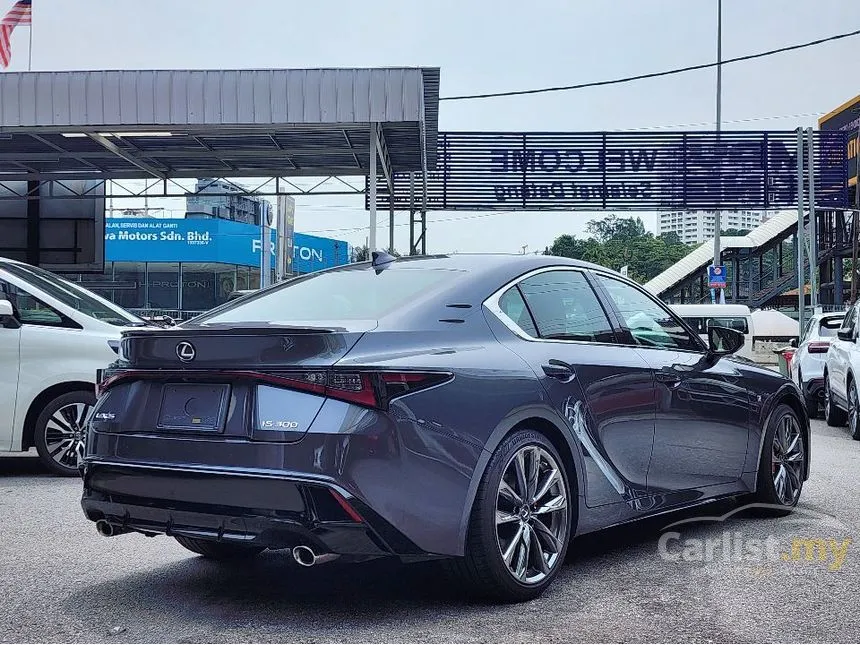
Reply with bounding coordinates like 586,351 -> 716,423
759,388 -> 810,481
457,409 -> 582,556
22,381 -> 94,450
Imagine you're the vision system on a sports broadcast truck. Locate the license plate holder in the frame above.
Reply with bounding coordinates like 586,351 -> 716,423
156,383 -> 230,432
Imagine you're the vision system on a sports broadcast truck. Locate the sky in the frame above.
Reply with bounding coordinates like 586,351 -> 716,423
3,0 -> 858,253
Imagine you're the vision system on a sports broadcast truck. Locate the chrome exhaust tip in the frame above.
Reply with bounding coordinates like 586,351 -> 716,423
292,545 -> 340,567
292,545 -> 316,567
95,519 -> 117,537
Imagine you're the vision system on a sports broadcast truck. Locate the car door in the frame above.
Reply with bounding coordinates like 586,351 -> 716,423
829,305 -> 858,406
592,273 -> 752,492
0,294 -> 22,451
487,268 -> 657,507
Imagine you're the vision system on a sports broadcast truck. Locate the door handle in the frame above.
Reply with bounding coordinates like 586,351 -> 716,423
542,359 -> 576,382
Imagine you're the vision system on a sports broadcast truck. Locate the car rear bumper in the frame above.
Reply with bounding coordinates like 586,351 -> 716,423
803,377 -> 825,401
80,461 -> 430,561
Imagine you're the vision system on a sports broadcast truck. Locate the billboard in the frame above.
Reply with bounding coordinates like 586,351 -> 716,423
369,131 -> 849,211
0,180 -> 106,272
104,217 -> 349,273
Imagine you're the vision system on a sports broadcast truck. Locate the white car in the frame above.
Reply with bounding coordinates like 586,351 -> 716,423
0,258 -> 149,475
823,301 -> 860,440
789,311 -> 845,418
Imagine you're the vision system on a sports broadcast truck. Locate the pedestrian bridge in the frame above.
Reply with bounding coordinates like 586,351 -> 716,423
644,208 -> 856,309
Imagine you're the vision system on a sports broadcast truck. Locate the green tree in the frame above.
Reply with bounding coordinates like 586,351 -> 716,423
721,228 -> 752,237
544,215 -> 691,284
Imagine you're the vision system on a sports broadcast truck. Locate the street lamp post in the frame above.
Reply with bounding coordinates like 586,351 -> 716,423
712,0 -> 723,303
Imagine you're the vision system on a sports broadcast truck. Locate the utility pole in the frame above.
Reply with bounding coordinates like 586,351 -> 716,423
712,0 -> 723,303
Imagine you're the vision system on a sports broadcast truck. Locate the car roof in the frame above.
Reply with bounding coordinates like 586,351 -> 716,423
347,253 -> 612,276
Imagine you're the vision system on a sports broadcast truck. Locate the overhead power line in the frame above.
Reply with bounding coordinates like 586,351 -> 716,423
440,28 -> 860,101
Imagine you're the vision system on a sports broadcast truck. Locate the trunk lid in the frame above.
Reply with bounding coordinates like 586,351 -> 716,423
121,322 -> 373,370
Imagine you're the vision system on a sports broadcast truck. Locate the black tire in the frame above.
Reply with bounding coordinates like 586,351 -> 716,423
174,536 -> 265,560
847,378 -> 860,441
33,390 -> 95,477
797,371 -> 818,419
824,374 -> 847,427
443,430 -> 573,602
751,404 -> 806,516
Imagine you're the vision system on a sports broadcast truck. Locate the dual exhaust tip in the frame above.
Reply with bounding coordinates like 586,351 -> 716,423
96,521 -> 337,567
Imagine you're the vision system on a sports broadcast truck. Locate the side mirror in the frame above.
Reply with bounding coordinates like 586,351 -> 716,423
837,329 -> 854,342
789,338 -> 798,348
707,325 -> 745,356
0,298 -> 20,329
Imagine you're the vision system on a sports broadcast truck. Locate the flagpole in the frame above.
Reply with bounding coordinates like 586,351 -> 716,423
27,7 -> 31,70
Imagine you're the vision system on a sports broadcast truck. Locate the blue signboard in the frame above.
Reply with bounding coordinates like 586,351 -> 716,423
708,265 -> 728,289
105,217 -> 349,273
371,131 -> 849,211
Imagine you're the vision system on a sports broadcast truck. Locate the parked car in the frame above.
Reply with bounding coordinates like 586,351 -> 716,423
669,304 -> 755,361
823,301 -> 860,439
82,254 -> 809,601
789,311 -> 845,418
0,257 -> 150,475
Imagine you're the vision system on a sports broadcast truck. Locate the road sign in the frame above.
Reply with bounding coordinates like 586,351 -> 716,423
708,265 -> 728,289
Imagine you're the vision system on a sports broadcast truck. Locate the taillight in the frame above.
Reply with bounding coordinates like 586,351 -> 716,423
808,341 -> 831,354
252,370 -> 451,409
93,369 -> 452,409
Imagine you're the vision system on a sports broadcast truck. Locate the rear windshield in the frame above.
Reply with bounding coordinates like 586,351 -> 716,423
193,266 -> 465,324
818,316 -> 844,338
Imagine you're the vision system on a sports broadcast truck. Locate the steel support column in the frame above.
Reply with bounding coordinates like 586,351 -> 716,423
806,128 -> 818,309
369,124 -> 378,251
796,129 -> 806,331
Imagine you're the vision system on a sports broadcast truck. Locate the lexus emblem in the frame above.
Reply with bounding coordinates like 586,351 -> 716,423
175,341 -> 196,362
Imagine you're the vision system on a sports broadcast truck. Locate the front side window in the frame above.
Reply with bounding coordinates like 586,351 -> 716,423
0,280 -> 67,327
0,262 -> 144,327
516,270 -> 615,343
595,275 -> 702,352
708,317 -> 749,334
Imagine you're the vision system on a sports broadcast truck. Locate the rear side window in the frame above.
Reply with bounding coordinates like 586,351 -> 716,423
194,266 -> 464,324
517,270 -> 615,343
498,287 -> 538,337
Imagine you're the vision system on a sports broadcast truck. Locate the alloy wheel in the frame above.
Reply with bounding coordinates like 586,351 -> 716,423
771,413 -> 804,505
495,445 -> 568,584
824,379 -> 832,417
43,402 -> 91,470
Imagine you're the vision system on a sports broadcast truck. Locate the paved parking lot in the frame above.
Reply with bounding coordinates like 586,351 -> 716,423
2,418 -> 859,643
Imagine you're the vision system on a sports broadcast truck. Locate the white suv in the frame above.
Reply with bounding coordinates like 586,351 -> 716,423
0,258 -> 149,475
789,311 -> 845,418
824,301 -> 860,440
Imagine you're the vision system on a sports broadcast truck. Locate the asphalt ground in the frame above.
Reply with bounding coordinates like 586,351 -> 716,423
1,418 -> 858,643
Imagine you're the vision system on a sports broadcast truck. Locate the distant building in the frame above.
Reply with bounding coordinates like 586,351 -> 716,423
185,178 -> 270,225
658,210 -> 764,245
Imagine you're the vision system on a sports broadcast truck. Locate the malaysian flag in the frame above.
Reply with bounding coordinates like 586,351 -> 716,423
0,0 -> 32,69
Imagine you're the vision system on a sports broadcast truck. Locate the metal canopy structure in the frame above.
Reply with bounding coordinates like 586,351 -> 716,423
0,68 -> 439,181
0,67 -> 440,267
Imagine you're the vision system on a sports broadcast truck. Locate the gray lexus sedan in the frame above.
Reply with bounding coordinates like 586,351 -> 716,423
81,253 -> 809,601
